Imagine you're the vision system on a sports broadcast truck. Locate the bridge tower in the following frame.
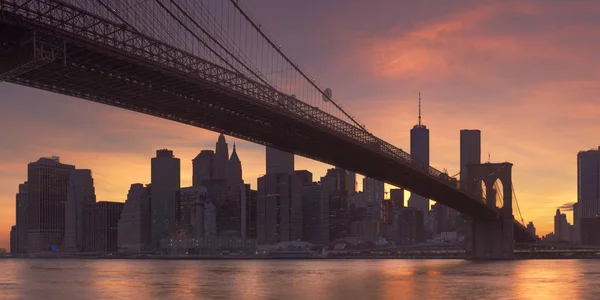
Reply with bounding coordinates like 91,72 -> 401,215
464,162 -> 514,260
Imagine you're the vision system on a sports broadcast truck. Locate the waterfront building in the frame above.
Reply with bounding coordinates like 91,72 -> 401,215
150,149 -> 180,248
64,169 -> 96,252
27,156 -> 75,252
15,182 -> 28,254
117,184 -> 151,252
85,201 -> 124,253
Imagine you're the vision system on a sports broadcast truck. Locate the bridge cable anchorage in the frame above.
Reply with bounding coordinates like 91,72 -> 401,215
228,0 -> 370,134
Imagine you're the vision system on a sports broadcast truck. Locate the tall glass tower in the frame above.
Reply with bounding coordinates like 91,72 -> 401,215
408,93 -> 430,223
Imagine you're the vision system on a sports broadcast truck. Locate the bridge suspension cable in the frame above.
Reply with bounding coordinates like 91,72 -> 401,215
512,183 -> 525,225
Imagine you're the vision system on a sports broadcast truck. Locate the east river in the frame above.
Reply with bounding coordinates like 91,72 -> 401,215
0,259 -> 598,299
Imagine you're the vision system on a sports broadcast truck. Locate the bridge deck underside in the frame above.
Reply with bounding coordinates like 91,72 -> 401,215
0,21 -> 534,242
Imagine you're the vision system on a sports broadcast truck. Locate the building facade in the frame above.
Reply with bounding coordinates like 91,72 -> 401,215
150,149 -> 181,248
27,156 -> 75,252
64,169 -> 96,252
408,106 -> 430,221
86,201 -> 124,253
15,182 -> 28,254
577,147 -> 600,243
117,183 -> 151,252
302,181 -> 330,245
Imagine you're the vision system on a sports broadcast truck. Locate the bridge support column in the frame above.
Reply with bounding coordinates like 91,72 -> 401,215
465,215 -> 514,260
464,162 -> 515,260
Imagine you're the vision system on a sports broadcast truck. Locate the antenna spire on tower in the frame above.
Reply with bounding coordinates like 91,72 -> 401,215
418,92 -> 422,126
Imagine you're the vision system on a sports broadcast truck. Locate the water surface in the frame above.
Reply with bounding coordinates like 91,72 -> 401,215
0,259 -> 597,299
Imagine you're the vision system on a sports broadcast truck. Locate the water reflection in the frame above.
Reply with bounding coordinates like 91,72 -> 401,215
1,259 -> 600,299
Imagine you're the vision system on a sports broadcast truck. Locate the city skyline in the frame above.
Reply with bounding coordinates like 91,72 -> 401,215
1,0 -> 600,249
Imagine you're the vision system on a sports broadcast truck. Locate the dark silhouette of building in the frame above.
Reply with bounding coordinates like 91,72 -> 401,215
150,149 -> 180,248
389,188 -> 404,208
64,169 -> 96,252
27,156 -> 75,252
192,150 -> 215,186
581,217 -> 600,246
302,178 -> 331,245
85,201 -> 124,252
214,133 -> 229,181
527,221 -> 536,236
408,94 -> 430,221
393,207 -> 424,245
217,189 -> 243,236
321,168 -> 351,241
226,144 -> 243,189
554,209 -> 570,242
576,147 -> 600,244
243,184 -> 257,239
10,226 -> 16,255
15,182 -> 28,254
257,147 -> 301,244
118,184 -> 151,252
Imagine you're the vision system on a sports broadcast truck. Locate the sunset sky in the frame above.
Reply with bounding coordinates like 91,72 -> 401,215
2,0 -> 600,249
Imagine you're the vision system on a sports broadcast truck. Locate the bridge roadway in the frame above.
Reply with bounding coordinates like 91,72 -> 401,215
0,0 -> 534,242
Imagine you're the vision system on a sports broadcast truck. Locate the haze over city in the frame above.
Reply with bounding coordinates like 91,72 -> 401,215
1,0 -> 599,251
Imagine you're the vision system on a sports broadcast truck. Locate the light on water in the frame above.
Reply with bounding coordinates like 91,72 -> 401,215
0,259 -> 598,300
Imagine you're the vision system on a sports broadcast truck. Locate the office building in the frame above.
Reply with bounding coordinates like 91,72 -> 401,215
393,207 -> 425,245
581,217 -> 600,246
15,182 -> 28,254
527,221 -> 536,236
64,169 -> 96,252
389,188 -> 405,208
243,184 -> 257,239
217,189 -> 243,236
554,209 -> 570,242
150,149 -> 180,248
10,226 -> 16,255
577,147 -> 600,243
302,179 -> 330,245
266,147 -> 294,175
257,173 -> 302,244
204,201 -> 217,237
322,168 -> 351,240
363,177 -> 384,220
118,183 -> 151,252
192,150 -> 214,187
85,201 -> 124,253
214,133 -> 229,180
460,129 -> 482,191
408,94 -> 430,221
257,147 -> 301,244
27,156 -> 75,252
226,144 -> 243,189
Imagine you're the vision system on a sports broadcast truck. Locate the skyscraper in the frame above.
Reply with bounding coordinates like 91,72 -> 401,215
192,150 -> 214,187
214,133 -> 229,180
266,147 -> 294,175
85,201 -> 124,253
64,169 -> 96,252
363,177 -> 384,220
322,168 -> 352,240
226,144 -> 243,189
15,182 -> 28,254
117,183 -> 151,252
10,226 -> 16,255
577,147 -> 600,243
554,209 -> 570,242
150,149 -> 181,248
27,156 -> 75,252
301,179 -> 330,245
408,94 -> 430,221
257,147 -> 301,244
460,129 -> 482,192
